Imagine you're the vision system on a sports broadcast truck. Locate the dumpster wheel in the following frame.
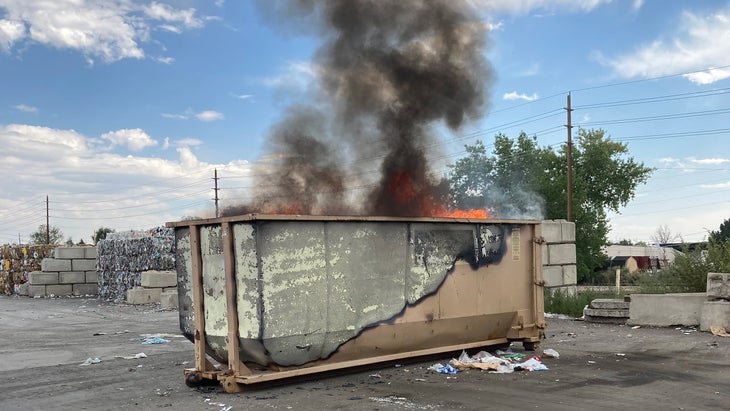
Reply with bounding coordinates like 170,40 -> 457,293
523,341 -> 540,351
185,373 -> 203,388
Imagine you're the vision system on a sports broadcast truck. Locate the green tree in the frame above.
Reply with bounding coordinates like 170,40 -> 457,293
29,224 -> 64,245
710,218 -> 730,243
92,227 -> 115,244
447,129 -> 653,282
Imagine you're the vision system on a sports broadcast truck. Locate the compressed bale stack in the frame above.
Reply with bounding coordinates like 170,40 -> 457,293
96,227 -> 175,302
0,245 -> 56,294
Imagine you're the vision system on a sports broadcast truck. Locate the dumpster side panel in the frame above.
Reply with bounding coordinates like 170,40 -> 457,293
175,227 -> 194,339
200,226 -> 228,354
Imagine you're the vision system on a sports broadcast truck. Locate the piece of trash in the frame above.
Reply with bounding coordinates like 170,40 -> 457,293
414,378 -> 426,382
631,325 -> 641,329
92,332 -> 107,336
116,352 -> 148,360
79,357 -> 101,366
369,373 -> 382,379
710,325 -> 730,337
427,363 -> 458,374
587,360 -> 596,364
142,337 -> 170,345
616,353 -> 626,356
708,341 -> 719,347
515,357 -> 548,371
542,349 -> 559,359
451,360 -> 501,371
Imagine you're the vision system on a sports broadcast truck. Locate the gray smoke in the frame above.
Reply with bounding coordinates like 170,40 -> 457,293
225,0 -> 493,217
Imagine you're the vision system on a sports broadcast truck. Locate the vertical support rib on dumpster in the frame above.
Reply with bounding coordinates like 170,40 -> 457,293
189,225 -> 209,373
222,222 -> 250,377
533,224 -> 546,331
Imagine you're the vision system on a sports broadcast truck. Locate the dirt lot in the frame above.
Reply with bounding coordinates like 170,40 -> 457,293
1,295 -> 728,410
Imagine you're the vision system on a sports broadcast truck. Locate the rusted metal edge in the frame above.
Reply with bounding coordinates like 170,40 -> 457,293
166,213 -> 542,228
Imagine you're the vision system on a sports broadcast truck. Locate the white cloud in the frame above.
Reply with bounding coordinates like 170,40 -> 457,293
700,181 -> 730,189
0,18 -> 25,51
161,112 -> 188,120
474,0 -> 612,15
14,104 -> 37,113
177,138 -> 203,147
143,2 -> 203,30
690,158 -> 729,165
503,91 -> 539,101
0,0 -> 206,63
600,5 -> 730,84
233,93 -> 252,100
262,61 -> 318,89
156,56 -> 175,64
215,0 -> 225,7
195,110 -> 224,122
632,0 -> 644,12
162,136 -> 170,150
0,122 -> 254,245
100,128 -> 158,151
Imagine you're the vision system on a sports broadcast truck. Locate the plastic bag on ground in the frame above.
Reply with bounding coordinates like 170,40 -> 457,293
542,348 -> 560,359
428,363 -> 458,374
516,357 -> 549,371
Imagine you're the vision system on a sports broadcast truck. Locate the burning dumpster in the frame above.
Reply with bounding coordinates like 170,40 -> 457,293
167,214 -> 545,392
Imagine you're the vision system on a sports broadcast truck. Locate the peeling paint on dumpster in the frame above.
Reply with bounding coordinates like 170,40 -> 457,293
169,215 -> 545,370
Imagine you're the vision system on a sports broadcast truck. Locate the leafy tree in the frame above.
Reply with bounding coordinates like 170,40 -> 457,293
447,128 -> 653,282
92,227 -> 115,243
29,224 -> 64,245
710,218 -> 730,243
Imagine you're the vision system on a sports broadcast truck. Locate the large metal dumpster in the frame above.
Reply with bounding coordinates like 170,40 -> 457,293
167,214 -> 545,392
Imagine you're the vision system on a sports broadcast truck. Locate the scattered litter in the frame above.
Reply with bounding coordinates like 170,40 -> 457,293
116,352 -> 148,360
430,350 -> 550,375
204,398 -> 233,411
710,325 -> 730,337
415,378 -> 426,382
140,333 -> 184,339
79,357 -> 102,366
542,348 -> 560,359
142,337 -> 170,345
93,332 -> 107,336
428,363 -> 458,374
616,353 -> 626,357
544,313 -> 574,320
369,373 -> 382,379
708,341 -> 719,347
631,325 -> 641,329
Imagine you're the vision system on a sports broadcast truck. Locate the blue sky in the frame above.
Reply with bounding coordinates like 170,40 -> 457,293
1,0 -> 729,245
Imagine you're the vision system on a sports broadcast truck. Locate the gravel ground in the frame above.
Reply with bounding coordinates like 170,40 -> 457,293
1,295 -> 728,410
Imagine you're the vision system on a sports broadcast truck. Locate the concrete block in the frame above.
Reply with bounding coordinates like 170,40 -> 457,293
707,273 -> 730,300
17,283 -> 29,296
160,290 -> 179,310
28,285 -> 47,297
72,259 -> 96,272
29,271 -> 59,285
41,258 -> 72,272
126,287 -> 162,304
73,283 -> 99,296
700,301 -> 730,331
584,308 -> 629,318
84,247 -> 98,259
543,266 -> 563,286
541,221 -> 563,243
85,271 -> 98,284
628,293 -> 706,326
141,270 -> 177,288
46,284 -> 72,296
561,221 -> 576,242
548,243 -> 576,265
55,246 -> 85,259
59,271 -> 86,284
562,264 -> 577,285
591,299 -> 630,310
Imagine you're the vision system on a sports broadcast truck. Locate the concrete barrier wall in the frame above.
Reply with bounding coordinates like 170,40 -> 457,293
628,293 -> 706,327
21,246 -> 98,297
541,220 -> 576,294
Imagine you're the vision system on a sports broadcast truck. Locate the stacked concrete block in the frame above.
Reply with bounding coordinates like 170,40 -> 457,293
541,220 -> 577,294
700,273 -> 730,332
24,246 -> 98,297
127,270 -> 178,307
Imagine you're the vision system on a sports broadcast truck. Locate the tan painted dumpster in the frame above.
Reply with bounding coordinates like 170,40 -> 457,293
167,214 -> 545,392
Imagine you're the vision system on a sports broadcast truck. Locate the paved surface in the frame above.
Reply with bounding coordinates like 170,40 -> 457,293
1,295 -> 729,410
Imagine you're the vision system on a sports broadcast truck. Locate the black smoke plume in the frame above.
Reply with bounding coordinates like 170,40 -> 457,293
224,0 -> 493,217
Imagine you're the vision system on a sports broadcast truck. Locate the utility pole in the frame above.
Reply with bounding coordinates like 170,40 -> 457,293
46,195 -> 50,244
566,93 -> 573,222
213,169 -> 220,218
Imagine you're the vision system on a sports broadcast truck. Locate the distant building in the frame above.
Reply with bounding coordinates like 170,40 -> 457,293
603,245 -> 681,273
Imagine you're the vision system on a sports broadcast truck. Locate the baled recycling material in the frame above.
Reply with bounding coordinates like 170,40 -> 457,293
97,227 -> 175,301
0,245 -> 55,294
